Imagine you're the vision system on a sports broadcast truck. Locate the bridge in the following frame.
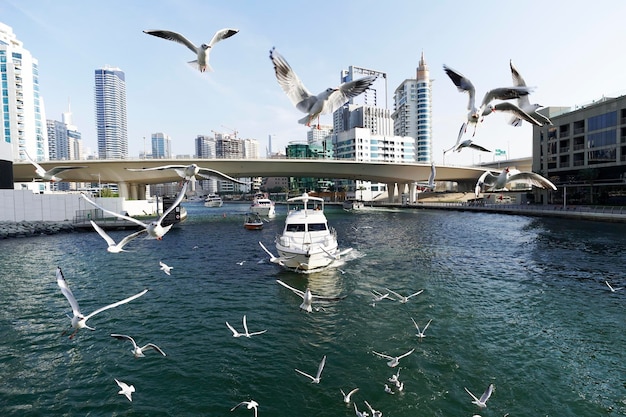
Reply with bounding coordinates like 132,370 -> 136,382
12,158 -> 490,200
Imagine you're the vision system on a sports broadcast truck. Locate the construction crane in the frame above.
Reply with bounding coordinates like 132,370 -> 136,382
221,125 -> 238,139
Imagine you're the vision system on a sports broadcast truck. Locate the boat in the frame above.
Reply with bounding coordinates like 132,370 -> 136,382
249,192 -> 276,217
343,198 -> 365,211
244,212 -> 264,230
259,192 -> 352,272
204,194 -> 223,207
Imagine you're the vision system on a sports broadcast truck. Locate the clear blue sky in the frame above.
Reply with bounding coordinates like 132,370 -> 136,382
3,0 -> 626,166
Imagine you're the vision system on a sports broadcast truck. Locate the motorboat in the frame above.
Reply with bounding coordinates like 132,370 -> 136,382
204,193 -> 223,207
249,193 -> 276,217
259,192 -> 352,272
244,212 -> 264,230
343,198 -> 365,211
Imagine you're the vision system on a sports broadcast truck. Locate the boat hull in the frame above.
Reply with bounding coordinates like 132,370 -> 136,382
276,245 -> 338,270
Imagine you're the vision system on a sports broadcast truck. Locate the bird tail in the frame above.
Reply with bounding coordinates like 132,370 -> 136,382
187,60 -> 214,72
297,114 -> 311,125
509,116 -> 522,127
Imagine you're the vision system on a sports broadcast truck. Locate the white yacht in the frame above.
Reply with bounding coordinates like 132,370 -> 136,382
259,193 -> 351,272
204,194 -> 223,207
249,193 -> 276,217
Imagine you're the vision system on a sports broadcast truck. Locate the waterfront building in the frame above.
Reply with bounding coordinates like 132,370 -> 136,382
392,52 -> 432,163
151,132 -> 171,159
0,22 -> 47,189
94,66 -> 127,159
534,96 -> 626,205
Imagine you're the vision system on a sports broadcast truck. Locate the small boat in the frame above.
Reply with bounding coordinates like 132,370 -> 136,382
250,192 -> 276,217
244,212 -> 264,230
204,193 -> 223,207
259,192 -> 352,272
343,198 -> 365,211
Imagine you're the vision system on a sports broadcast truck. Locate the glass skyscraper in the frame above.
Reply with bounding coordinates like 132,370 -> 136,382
94,66 -> 127,159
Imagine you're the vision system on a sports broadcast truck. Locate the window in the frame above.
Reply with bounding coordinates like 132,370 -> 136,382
308,223 -> 327,232
588,111 -> 617,131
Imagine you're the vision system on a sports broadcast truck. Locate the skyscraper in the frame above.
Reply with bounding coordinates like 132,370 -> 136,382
151,132 -> 171,158
94,66 -> 127,159
0,22 -> 47,188
392,52 -> 432,163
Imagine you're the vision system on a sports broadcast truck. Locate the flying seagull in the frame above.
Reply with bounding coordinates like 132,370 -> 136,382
385,288 -> 424,303
230,400 -> 259,417
56,267 -> 148,339
364,400 -> 383,417
443,64 -> 538,141
372,348 -> 415,367
143,28 -> 239,72
508,60 -> 552,126
465,383 -> 495,408
115,379 -> 135,402
605,281 -> 623,292
270,47 -> 377,128
89,220 -> 145,253
444,137 -> 491,154
275,279 -> 346,313
226,315 -> 267,338
341,387 -> 359,404
159,261 -> 173,275
126,163 -> 249,184
474,167 -> 557,197
410,317 -> 433,339
110,334 -> 166,358
295,355 -> 327,384
23,149 -> 86,182
81,180 -> 189,240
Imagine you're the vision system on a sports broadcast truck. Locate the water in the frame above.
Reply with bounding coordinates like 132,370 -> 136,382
0,203 -> 624,416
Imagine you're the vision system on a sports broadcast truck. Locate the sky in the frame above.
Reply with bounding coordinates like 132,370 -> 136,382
3,0 -> 626,167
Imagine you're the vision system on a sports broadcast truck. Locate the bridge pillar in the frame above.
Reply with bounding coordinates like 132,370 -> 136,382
386,182 -> 396,203
409,182 -> 417,203
128,183 -> 139,200
118,182 -> 129,199
136,184 -> 146,200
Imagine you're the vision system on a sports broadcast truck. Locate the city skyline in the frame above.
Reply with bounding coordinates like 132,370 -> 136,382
3,1 -> 626,166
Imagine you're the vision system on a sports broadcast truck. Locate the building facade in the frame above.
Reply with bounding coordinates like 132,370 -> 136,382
94,66 -> 127,159
151,132 -> 171,159
0,22 -> 47,189
533,97 -> 626,205
392,52 -> 432,163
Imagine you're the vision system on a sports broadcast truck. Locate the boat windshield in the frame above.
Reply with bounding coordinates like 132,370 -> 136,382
286,224 -> 306,232
308,223 -> 327,232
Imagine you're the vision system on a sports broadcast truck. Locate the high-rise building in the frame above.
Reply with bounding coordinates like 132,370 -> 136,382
94,66 -> 127,159
151,132 -> 171,159
392,52 -> 432,163
0,22 -> 48,189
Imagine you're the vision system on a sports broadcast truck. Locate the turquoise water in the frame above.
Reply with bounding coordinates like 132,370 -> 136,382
0,203 -> 624,416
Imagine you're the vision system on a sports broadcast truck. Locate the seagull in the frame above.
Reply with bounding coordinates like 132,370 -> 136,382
508,60 -> 552,127
22,149 -> 86,182
354,402 -> 369,417
270,47 -> 377,128
371,290 -> 394,306
372,348 -> 415,367
341,387 -> 359,404
351,226 -> 373,231
475,167 -> 557,197
388,368 -> 401,384
143,28 -> 239,72
89,220 -> 145,253
230,400 -> 259,417
226,315 -> 267,338
397,381 -> 404,392
115,379 -> 135,402
444,137 -> 491,154
605,281 -> 623,292
110,334 -> 166,358
384,384 -> 395,395
384,288 -> 424,303
295,355 -> 326,384
276,279 -> 346,312
410,317 -> 433,339
416,161 -> 437,191
443,64 -> 538,141
159,261 -> 173,275
364,400 -> 383,417
236,260 -> 246,266
56,267 -> 148,339
81,180 -> 189,240
465,383 -> 495,408
126,163 -> 249,184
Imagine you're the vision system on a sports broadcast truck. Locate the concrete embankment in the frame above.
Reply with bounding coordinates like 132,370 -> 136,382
0,221 -> 76,239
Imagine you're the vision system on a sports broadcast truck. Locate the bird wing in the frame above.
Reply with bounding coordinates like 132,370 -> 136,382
269,47 -> 314,109
242,315 -> 249,334
230,402 -> 246,412
398,348 -> 415,359
225,321 -> 240,336
476,170 -> 498,188
81,194 -> 147,228
294,368 -> 315,380
384,288 -> 404,300
407,289 -> 424,299
126,165 -> 186,172
56,267 -> 81,316
410,317 -> 421,333
276,279 -> 305,299
116,229 -> 147,249
23,150 -> 46,174
46,166 -> 87,177
324,76 -> 377,115
372,351 -> 393,360
247,329 -> 267,336
422,319 -> 433,332
492,101 -> 542,126
207,28 -> 239,47
143,30 -> 198,54
428,162 -> 436,187
479,86 -> 532,109
509,60 -> 531,108
467,143 -> 492,153
197,168 -> 250,184
315,355 -> 327,379
443,65 -> 476,110
157,180 -> 189,226
142,343 -> 166,356
506,171 -> 557,190
479,384 -> 494,403
464,387 -> 480,403
90,220 -> 116,247
110,333 -> 138,349
84,289 -> 148,321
